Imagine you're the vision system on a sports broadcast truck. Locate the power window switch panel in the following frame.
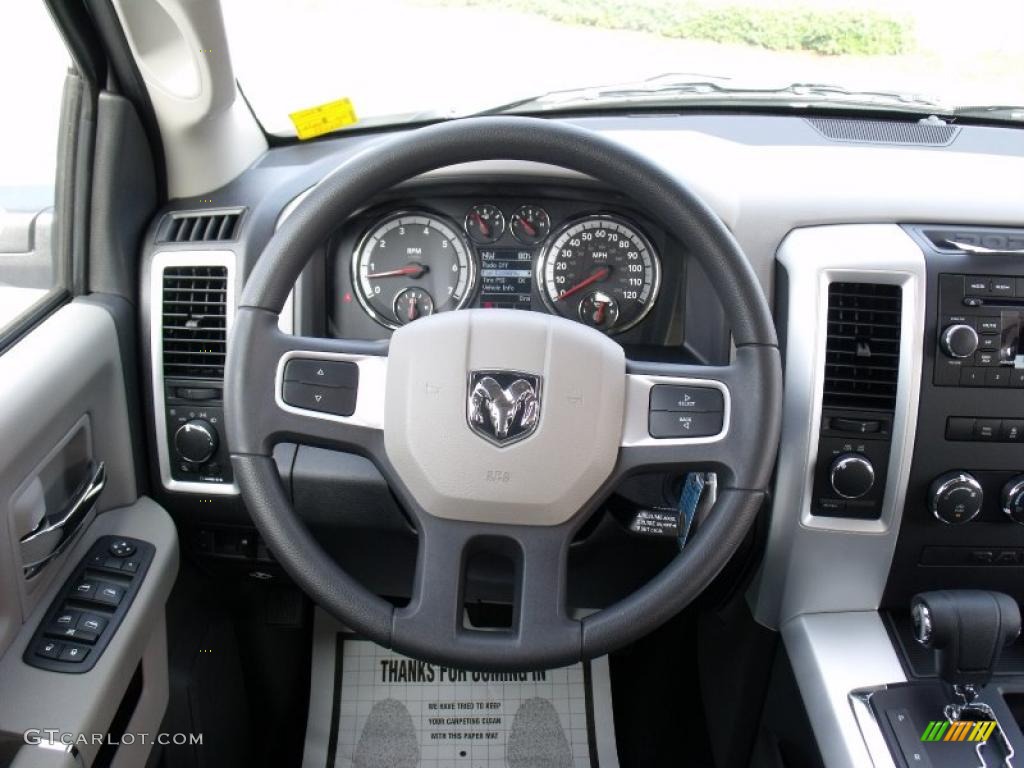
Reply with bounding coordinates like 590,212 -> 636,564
53,610 -> 79,627
59,645 -> 89,663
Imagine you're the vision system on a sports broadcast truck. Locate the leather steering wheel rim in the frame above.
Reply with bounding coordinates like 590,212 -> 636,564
225,116 -> 782,671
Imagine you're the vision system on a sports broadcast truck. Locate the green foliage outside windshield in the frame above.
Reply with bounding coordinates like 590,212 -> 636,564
428,0 -> 913,55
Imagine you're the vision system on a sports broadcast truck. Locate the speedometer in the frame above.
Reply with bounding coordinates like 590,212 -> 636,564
352,212 -> 475,329
538,215 -> 660,333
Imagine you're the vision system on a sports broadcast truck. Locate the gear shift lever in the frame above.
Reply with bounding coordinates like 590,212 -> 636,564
911,590 -> 1021,711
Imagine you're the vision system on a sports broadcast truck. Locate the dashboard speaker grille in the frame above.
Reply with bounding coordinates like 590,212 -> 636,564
161,266 -> 228,379
157,210 -> 243,243
807,117 -> 959,146
824,282 -> 902,411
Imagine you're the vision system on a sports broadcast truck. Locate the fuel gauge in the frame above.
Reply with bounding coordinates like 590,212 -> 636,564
464,204 -> 505,244
394,287 -> 435,324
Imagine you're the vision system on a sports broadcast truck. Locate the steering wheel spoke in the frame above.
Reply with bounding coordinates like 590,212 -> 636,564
392,516 -> 581,671
226,307 -> 388,457
617,345 -> 781,491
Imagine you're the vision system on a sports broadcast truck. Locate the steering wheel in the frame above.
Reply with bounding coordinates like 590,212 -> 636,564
225,117 -> 781,671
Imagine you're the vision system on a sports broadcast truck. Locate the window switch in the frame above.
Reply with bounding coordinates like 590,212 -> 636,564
35,640 -> 63,660
93,584 -> 124,607
102,557 -> 124,571
46,626 -> 99,644
53,610 -> 79,627
71,580 -> 97,600
77,614 -> 107,634
59,645 -> 89,663
121,559 -> 140,574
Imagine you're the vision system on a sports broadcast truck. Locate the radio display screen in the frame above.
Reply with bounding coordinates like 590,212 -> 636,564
479,248 -> 533,310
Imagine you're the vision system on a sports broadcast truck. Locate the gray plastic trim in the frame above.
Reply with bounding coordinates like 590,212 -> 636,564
149,250 -> 238,495
751,224 -> 925,628
783,611 -> 905,768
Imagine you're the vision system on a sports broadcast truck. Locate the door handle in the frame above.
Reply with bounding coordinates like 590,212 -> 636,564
20,462 -> 106,577
945,240 -> 1024,255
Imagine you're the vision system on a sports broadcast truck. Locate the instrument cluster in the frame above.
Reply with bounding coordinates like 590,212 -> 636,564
344,200 -> 663,335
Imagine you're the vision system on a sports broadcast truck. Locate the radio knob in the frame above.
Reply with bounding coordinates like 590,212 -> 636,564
929,471 -> 983,524
941,324 -> 979,359
1002,476 -> 1024,525
174,419 -> 218,465
829,453 -> 875,499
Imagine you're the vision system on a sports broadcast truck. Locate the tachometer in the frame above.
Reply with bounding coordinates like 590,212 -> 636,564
538,215 -> 660,333
352,212 -> 475,329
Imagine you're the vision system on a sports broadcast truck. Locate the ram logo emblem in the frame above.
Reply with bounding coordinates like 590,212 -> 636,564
467,371 -> 542,447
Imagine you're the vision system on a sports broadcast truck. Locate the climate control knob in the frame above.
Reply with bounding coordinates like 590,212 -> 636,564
829,453 -> 875,499
929,471 -> 983,525
1002,476 -> 1024,525
174,419 -> 218,465
940,324 -> 979,359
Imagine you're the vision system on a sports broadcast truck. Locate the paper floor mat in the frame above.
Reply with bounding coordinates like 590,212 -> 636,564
302,611 -> 619,768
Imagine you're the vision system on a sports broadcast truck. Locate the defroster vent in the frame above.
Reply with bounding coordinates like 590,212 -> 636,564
162,266 -> 228,379
824,282 -> 902,411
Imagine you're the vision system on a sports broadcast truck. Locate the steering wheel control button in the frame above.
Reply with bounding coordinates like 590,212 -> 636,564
284,359 -> 358,389
929,471 -> 984,525
648,410 -> 723,439
109,539 -> 136,558
829,453 -> 875,499
649,385 -> 723,413
283,381 -> 357,417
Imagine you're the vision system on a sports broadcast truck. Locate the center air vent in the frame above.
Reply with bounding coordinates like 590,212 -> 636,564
824,282 -> 902,411
157,210 -> 243,243
162,266 -> 228,379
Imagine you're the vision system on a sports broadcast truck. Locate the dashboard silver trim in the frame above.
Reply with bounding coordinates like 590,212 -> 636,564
150,250 -> 239,495
274,350 -> 387,431
620,374 -> 729,447
783,611 -> 905,768
751,224 -> 926,628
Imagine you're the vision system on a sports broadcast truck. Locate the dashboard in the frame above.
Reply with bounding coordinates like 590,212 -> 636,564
327,188 -> 689,349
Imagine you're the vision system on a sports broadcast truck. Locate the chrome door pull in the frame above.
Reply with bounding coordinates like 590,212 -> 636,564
20,462 -> 106,576
946,240 -> 1024,255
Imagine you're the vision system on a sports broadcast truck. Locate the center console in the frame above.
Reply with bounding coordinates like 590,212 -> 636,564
884,226 -> 1024,610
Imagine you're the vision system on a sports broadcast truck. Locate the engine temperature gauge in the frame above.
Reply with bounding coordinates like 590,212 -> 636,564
511,205 -> 550,245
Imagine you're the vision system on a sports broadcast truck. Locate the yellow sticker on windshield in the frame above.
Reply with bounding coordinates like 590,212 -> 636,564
289,98 -> 358,140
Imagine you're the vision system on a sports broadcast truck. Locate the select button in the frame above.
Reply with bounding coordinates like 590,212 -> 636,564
649,385 -> 723,413
283,382 -> 357,417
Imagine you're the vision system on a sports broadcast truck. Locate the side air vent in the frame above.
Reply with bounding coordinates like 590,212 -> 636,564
824,282 -> 902,411
161,266 -> 228,378
807,117 -> 959,147
157,209 -> 243,244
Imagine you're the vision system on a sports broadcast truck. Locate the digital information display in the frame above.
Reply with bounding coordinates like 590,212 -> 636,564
478,248 -> 533,310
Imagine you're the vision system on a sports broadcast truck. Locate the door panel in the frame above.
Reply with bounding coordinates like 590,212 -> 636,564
0,302 -> 138,655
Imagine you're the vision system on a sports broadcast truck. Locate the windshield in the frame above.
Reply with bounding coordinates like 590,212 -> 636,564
222,0 -> 1024,136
